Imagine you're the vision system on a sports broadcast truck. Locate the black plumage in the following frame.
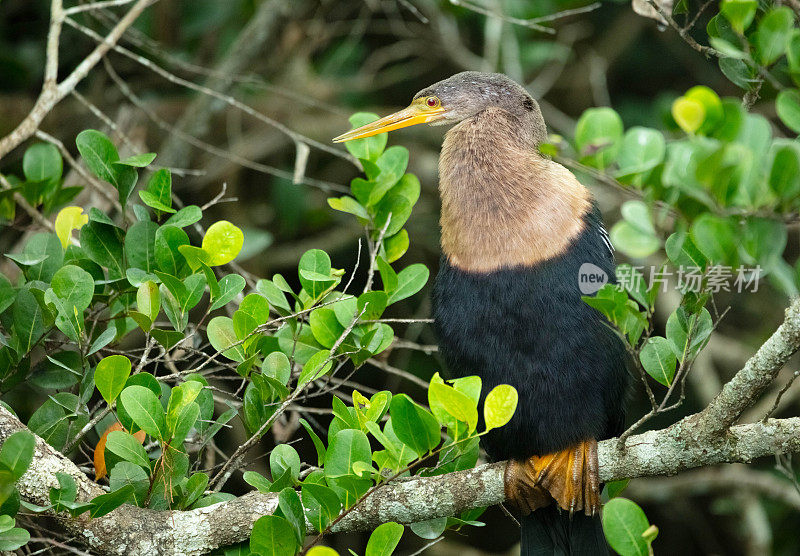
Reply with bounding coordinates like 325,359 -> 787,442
432,205 -> 628,461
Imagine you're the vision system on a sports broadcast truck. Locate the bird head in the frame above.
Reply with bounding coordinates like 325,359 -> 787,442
333,71 -> 541,143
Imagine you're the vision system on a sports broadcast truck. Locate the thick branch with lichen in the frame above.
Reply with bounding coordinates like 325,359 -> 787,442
1,404 -> 798,556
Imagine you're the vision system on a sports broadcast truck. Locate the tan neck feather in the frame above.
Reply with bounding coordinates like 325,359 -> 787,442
438,107 -> 591,273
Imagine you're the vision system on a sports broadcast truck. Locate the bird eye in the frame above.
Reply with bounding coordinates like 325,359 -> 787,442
426,96 -> 440,108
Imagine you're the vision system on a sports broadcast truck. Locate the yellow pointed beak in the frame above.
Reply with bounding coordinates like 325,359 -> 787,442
333,101 -> 447,143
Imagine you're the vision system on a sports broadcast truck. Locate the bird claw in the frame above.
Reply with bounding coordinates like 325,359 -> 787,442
504,439 -> 601,517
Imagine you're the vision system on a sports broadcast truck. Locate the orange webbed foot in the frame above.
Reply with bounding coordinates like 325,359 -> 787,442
504,439 -> 601,517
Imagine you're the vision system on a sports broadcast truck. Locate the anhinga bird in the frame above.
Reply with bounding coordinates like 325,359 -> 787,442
334,72 -> 629,555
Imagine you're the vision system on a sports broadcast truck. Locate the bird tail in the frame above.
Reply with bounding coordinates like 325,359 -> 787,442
520,505 -> 609,556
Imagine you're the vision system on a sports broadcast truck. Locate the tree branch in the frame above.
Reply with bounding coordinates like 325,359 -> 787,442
2,409 -> 798,555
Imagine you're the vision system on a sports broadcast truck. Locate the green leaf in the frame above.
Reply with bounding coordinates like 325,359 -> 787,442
639,336 -> 677,386
310,307 -> 346,348
250,515 -> 299,555
139,169 -> 175,213
615,127 -> 666,177
325,429 -> 372,479
137,281 -> 160,324
119,385 -> 167,440
202,221 -> 244,266
182,472 -> 208,509
108,461 -> 149,506
151,328 -> 185,351
606,478 -> 630,499
256,279 -> 291,314
115,152 -> 156,167
366,522 -> 404,556
0,526 -> 29,551
328,196 -> 369,219
94,355 -> 132,405
357,291 -> 388,320
298,249 -> 336,299
87,326 -> 116,356
207,316 -> 246,362
299,418 -> 327,467
768,140 -> 800,200
166,380 -> 203,435
301,483 -> 342,533
388,394 -> 439,455
276,325 -> 324,365
47,266 -> 91,311
277,488 -> 305,543
23,142 -> 62,183
671,97 -> 705,134
755,7 -> 794,65
88,484 -> 134,518
155,226 -> 189,277
125,220 -> 158,272
383,229 -> 409,263
21,232 -> 63,282
602,497 -> 652,556
609,221 -> 660,259
80,222 -> 124,278
575,107 -> 624,168
297,349 -> 333,385
75,130 -> 137,208
691,214 -> 738,265
666,307 -> 713,362
262,352 -> 291,385
368,146 -> 410,206
720,0 -> 757,33
12,287 -> 46,354
104,430 -> 149,468
210,274 -> 246,311
387,264 -> 428,304
343,112 -> 388,162
0,431 -> 34,481
484,384 -> 518,431
429,382 -> 478,432
776,89 -> 800,134
243,470 -> 272,492
164,205 -> 202,228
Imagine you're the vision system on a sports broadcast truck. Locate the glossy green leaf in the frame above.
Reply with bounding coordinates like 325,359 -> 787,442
0,431 -> 34,480
125,220 -> 158,272
325,429 -> 372,478
207,316 -> 246,362
639,336 -> 677,386
387,264 -> 428,305
616,127 -> 665,177
119,385 -> 167,440
602,497 -> 651,556
366,522 -> 404,556
776,89 -> 800,134
202,221 -> 244,266
388,394 -> 439,455
755,7 -> 794,65
310,307 -> 345,348
76,130 -> 137,208
95,354 -> 132,404
484,384 -> 518,431
429,381 -> 478,432
23,142 -> 62,183
720,0 -> 757,33
104,430 -> 149,468
575,107 -> 623,167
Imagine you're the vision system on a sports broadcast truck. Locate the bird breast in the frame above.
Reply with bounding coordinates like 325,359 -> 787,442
438,107 -> 591,274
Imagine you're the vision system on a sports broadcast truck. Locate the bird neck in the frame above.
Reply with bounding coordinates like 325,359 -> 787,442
438,106 -> 592,273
